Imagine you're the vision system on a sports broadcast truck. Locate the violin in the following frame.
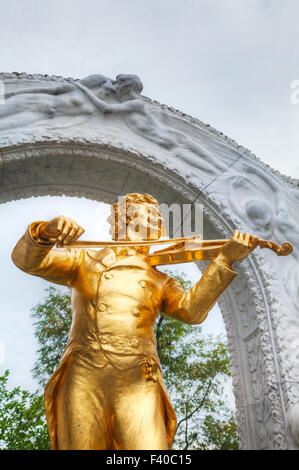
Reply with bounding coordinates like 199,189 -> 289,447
60,235 -> 293,267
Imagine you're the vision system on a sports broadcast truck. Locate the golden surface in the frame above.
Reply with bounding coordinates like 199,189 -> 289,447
66,237 -> 292,266
11,193 -> 262,450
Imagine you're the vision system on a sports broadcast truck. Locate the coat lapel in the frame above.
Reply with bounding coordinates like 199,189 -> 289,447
106,253 -> 153,271
85,247 -> 154,271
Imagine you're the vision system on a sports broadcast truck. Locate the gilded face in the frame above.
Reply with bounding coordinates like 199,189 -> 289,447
107,202 -> 166,241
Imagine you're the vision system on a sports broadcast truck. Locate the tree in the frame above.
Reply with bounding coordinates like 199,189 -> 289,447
0,287 -> 71,450
0,370 -> 50,450
29,273 -> 238,450
200,414 -> 239,450
31,286 -> 72,388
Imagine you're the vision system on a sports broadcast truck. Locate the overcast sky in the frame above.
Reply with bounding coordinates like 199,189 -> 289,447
1,0 -> 298,407
1,0 -> 298,177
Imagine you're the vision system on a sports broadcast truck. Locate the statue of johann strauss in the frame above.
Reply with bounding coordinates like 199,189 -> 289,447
12,193 -> 258,450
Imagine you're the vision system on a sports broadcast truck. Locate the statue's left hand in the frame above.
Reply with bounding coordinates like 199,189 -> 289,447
215,230 -> 258,267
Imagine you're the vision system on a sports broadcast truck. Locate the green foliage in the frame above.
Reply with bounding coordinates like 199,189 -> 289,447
200,415 -> 239,450
31,286 -> 72,388
0,370 -> 50,450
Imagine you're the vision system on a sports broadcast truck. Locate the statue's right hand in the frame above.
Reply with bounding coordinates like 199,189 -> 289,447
39,216 -> 85,246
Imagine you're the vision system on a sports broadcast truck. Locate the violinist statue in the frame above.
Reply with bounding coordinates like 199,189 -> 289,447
11,193 -> 291,450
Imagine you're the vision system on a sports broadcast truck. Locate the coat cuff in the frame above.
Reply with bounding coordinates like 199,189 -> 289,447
11,222 -> 55,272
28,221 -> 56,246
212,258 -> 237,276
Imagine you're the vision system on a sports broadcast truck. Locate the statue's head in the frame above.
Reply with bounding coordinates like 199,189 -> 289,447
114,74 -> 143,98
79,74 -> 116,97
245,198 -> 274,237
107,193 -> 166,241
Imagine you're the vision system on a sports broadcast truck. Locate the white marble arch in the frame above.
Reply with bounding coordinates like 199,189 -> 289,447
1,72 -> 299,450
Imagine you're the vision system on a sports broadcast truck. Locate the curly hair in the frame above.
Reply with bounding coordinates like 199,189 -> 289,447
107,193 -> 166,240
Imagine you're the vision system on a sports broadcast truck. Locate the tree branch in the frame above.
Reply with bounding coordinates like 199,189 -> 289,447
156,315 -> 165,355
175,379 -> 213,434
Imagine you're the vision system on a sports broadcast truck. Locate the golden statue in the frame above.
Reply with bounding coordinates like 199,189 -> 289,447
11,193 -> 292,450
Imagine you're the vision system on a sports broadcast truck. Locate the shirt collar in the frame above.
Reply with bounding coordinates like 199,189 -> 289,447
100,246 -> 150,268
112,245 -> 150,258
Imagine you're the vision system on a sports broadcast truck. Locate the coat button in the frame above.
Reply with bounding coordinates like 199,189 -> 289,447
132,308 -> 139,317
91,343 -> 101,351
104,272 -> 113,279
139,280 -> 147,288
100,337 -> 108,344
98,303 -> 107,312
131,338 -> 139,347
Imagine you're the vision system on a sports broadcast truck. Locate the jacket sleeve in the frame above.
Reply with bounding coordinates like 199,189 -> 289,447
11,221 -> 82,287
161,259 -> 237,324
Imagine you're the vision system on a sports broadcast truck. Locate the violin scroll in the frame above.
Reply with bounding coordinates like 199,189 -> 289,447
277,242 -> 293,256
257,239 -> 293,256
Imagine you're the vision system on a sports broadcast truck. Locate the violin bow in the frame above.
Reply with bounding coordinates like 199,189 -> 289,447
59,235 -> 293,267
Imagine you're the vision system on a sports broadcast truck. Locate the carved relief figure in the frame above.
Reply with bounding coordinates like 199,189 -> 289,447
11,193 -> 258,450
76,74 -> 225,173
0,75 -> 115,131
1,74 -> 225,174
228,163 -> 299,251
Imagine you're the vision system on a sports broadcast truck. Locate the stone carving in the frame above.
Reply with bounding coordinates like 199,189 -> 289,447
225,161 -> 299,393
0,74 -> 115,131
0,74 -> 234,178
1,72 -> 299,449
288,404 -> 299,447
227,163 -> 299,251
245,330 -> 283,449
75,75 -> 228,174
